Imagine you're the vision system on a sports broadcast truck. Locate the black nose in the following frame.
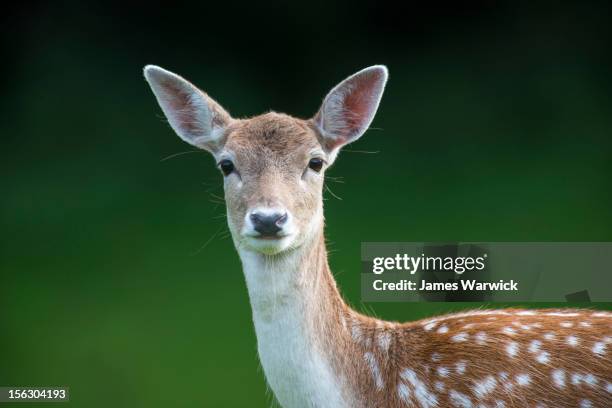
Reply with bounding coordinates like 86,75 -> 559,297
250,211 -> 288,237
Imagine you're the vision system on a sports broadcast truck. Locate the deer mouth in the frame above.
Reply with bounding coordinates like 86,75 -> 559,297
241,232 -> 295,254
257,235 -> 283,240
243,230 -> 292,240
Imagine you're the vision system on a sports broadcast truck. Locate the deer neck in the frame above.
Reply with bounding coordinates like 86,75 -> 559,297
237,220 -> 355,408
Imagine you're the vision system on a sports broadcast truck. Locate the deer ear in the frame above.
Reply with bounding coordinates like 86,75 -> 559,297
314,65 -> 388,152
143,65 -> 232,152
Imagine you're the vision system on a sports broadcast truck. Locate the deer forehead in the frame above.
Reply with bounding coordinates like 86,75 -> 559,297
224,113 -> 323,169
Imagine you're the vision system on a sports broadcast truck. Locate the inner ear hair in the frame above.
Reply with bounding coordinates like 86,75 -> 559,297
314,65 -> 388,153
143,65 -> 232,152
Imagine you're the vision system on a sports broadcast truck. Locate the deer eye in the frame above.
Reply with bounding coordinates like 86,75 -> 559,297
308,158 -> 324,173
218,159 -> 235,176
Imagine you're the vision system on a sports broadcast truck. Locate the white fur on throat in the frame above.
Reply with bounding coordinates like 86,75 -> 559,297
238,246 -> 349,408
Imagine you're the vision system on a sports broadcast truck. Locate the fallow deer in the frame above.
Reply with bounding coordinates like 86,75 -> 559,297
144,65 -> 611,408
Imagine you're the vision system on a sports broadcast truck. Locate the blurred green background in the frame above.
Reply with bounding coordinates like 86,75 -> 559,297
1,1 -> 611,407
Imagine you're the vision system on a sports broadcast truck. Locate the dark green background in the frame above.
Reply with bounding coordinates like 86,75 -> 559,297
1,1 -> 610,407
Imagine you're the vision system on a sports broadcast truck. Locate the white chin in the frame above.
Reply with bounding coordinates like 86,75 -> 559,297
242,235 -> 295,255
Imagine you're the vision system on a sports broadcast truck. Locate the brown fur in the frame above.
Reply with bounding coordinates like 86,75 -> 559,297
300,233 -> 611,407
223,113 -> 324,247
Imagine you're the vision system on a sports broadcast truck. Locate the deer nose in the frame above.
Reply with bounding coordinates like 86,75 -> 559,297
249,211 -> 288,237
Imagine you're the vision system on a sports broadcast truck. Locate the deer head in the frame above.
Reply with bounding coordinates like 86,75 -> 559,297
144,65 -> 388,255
